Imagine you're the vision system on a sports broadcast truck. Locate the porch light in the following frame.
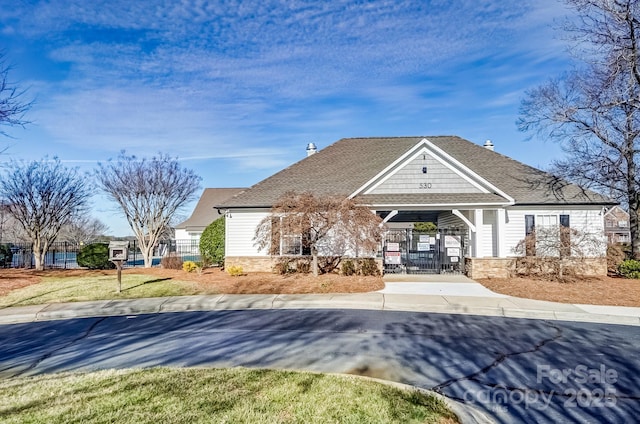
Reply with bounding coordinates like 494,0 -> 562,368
422,166 -> 427,174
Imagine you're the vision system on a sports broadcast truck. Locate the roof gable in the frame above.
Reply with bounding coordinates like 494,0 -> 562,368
352,139 -> 511,200
177,188 -> 246,230
218,136 -> 614,208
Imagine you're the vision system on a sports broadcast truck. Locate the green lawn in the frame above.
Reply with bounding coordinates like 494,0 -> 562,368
0,274 -> 201,308
0,367 -> 457,424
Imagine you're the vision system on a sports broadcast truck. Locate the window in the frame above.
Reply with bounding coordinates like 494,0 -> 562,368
524,215 -> 535,256
559,214 -> 570,256
281,235 -> 302,255
619,220 -> 628,227
525,215 -> 535,235
270,216 -> 309,256
537,214 -> 558,227
524,214 -> 571,257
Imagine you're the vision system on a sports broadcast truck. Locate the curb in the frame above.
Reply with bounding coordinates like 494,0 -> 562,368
1,293 -> 639,326
330,372 -> 495,424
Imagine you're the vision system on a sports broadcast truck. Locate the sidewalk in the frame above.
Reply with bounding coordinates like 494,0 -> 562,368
1,289 -> 639,326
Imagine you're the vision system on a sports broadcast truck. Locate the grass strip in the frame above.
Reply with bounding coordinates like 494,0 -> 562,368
0,367 -> 457,424
0,275 -> 200,308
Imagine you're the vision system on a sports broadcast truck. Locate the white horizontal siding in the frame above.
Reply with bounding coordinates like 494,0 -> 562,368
226,210 -> 270,257
504,207 -> 605,257
437,211 -> 466,229
481,210 -> 496,257
174,229 -> 189,241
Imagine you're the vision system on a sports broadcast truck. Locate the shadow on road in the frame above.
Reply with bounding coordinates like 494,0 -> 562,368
1,309 -> 639,423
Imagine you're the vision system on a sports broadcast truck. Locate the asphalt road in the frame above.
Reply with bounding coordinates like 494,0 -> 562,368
1,309 -> 639,423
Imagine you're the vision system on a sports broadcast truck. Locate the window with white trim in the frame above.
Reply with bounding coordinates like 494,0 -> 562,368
536,214 -> 558,228
524,214 -> 571,257
281,234 -> 302,255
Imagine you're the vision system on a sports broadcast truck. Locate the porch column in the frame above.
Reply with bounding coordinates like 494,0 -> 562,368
496,208 -> 507,258
473,209 -> 484,257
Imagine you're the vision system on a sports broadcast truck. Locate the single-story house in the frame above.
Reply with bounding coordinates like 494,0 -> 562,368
216,136 -> 615,278
175,187 -> 246,243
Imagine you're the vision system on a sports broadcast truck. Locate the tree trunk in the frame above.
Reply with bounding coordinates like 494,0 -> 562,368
32,240 -> 44,271
629,199 -> 640,259
142,244 -> 154,268
311,246 -> 318,277
629,192 -> 640,259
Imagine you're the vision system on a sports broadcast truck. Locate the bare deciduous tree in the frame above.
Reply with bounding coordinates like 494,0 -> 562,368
96,152 -> 201,268
254,191 -> 384,276
0,158 -> 91,270
58,215 -> 109,244
513,225 -> 606,280
0,52 -> 31,138
518,0 -> 640,257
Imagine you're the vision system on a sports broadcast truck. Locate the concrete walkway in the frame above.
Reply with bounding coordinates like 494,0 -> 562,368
379,273 -> 506,297
1,274 -> 639,326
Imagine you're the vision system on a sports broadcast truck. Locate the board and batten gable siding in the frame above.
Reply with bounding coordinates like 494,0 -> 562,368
503,207 -> 606,257
369,152 -> 484,195
225,210 -> 270,257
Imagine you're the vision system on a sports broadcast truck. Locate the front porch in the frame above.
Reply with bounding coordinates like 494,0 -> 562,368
377,207 -> 508,276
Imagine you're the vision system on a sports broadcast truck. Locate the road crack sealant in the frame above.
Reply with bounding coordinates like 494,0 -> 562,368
431,321 -> 564,400
8,316 -> 108,378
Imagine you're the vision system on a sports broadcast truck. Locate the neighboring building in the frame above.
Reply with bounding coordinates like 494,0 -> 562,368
604,205 -> 631,244
216,136 -> 615,278
175,188 -> 246,243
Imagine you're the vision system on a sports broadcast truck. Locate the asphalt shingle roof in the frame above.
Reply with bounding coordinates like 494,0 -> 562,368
177,188 -> 246,230
218,136 -> 614,208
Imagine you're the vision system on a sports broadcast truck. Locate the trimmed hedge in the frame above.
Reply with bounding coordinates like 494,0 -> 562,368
77,243 -> 115,270
619,259 -> 640,279
0,244 -> 12,268
200,217 -> 225,266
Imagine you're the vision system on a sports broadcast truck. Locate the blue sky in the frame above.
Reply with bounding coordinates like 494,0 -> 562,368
0,0 -> 572,236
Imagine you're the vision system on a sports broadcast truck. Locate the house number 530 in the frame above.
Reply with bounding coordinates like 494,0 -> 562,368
419,183 -> 432,189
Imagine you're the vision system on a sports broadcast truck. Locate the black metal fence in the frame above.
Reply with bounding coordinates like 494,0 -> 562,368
0,239 -> 202,269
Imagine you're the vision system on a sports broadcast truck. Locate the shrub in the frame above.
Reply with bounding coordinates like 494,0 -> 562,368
0,244 -> 12,268
341,260 -> 356,276
318,256 -> 341,274
182,260 -> 198,273
296,258 -> 311,273
358,258 -> 380,276
607,243 -> 627,275
161,253 -> 183,270
274,257 -> 294,275
619,259 -> 640,279
200,217 -> 225,266
227,265 -> 243,276
77,243 -> 115,270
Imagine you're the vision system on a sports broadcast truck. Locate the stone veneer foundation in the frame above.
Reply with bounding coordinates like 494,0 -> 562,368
225,256 -> 384,274
227,256 -> 606,278
465,257 -> 607,279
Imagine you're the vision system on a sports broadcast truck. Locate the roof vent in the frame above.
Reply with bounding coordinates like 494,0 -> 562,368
306,142 -> 317,156
483,140 -> 494,151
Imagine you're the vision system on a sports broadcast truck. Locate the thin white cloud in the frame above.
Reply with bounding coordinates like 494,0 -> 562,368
1,0 -> 574,186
